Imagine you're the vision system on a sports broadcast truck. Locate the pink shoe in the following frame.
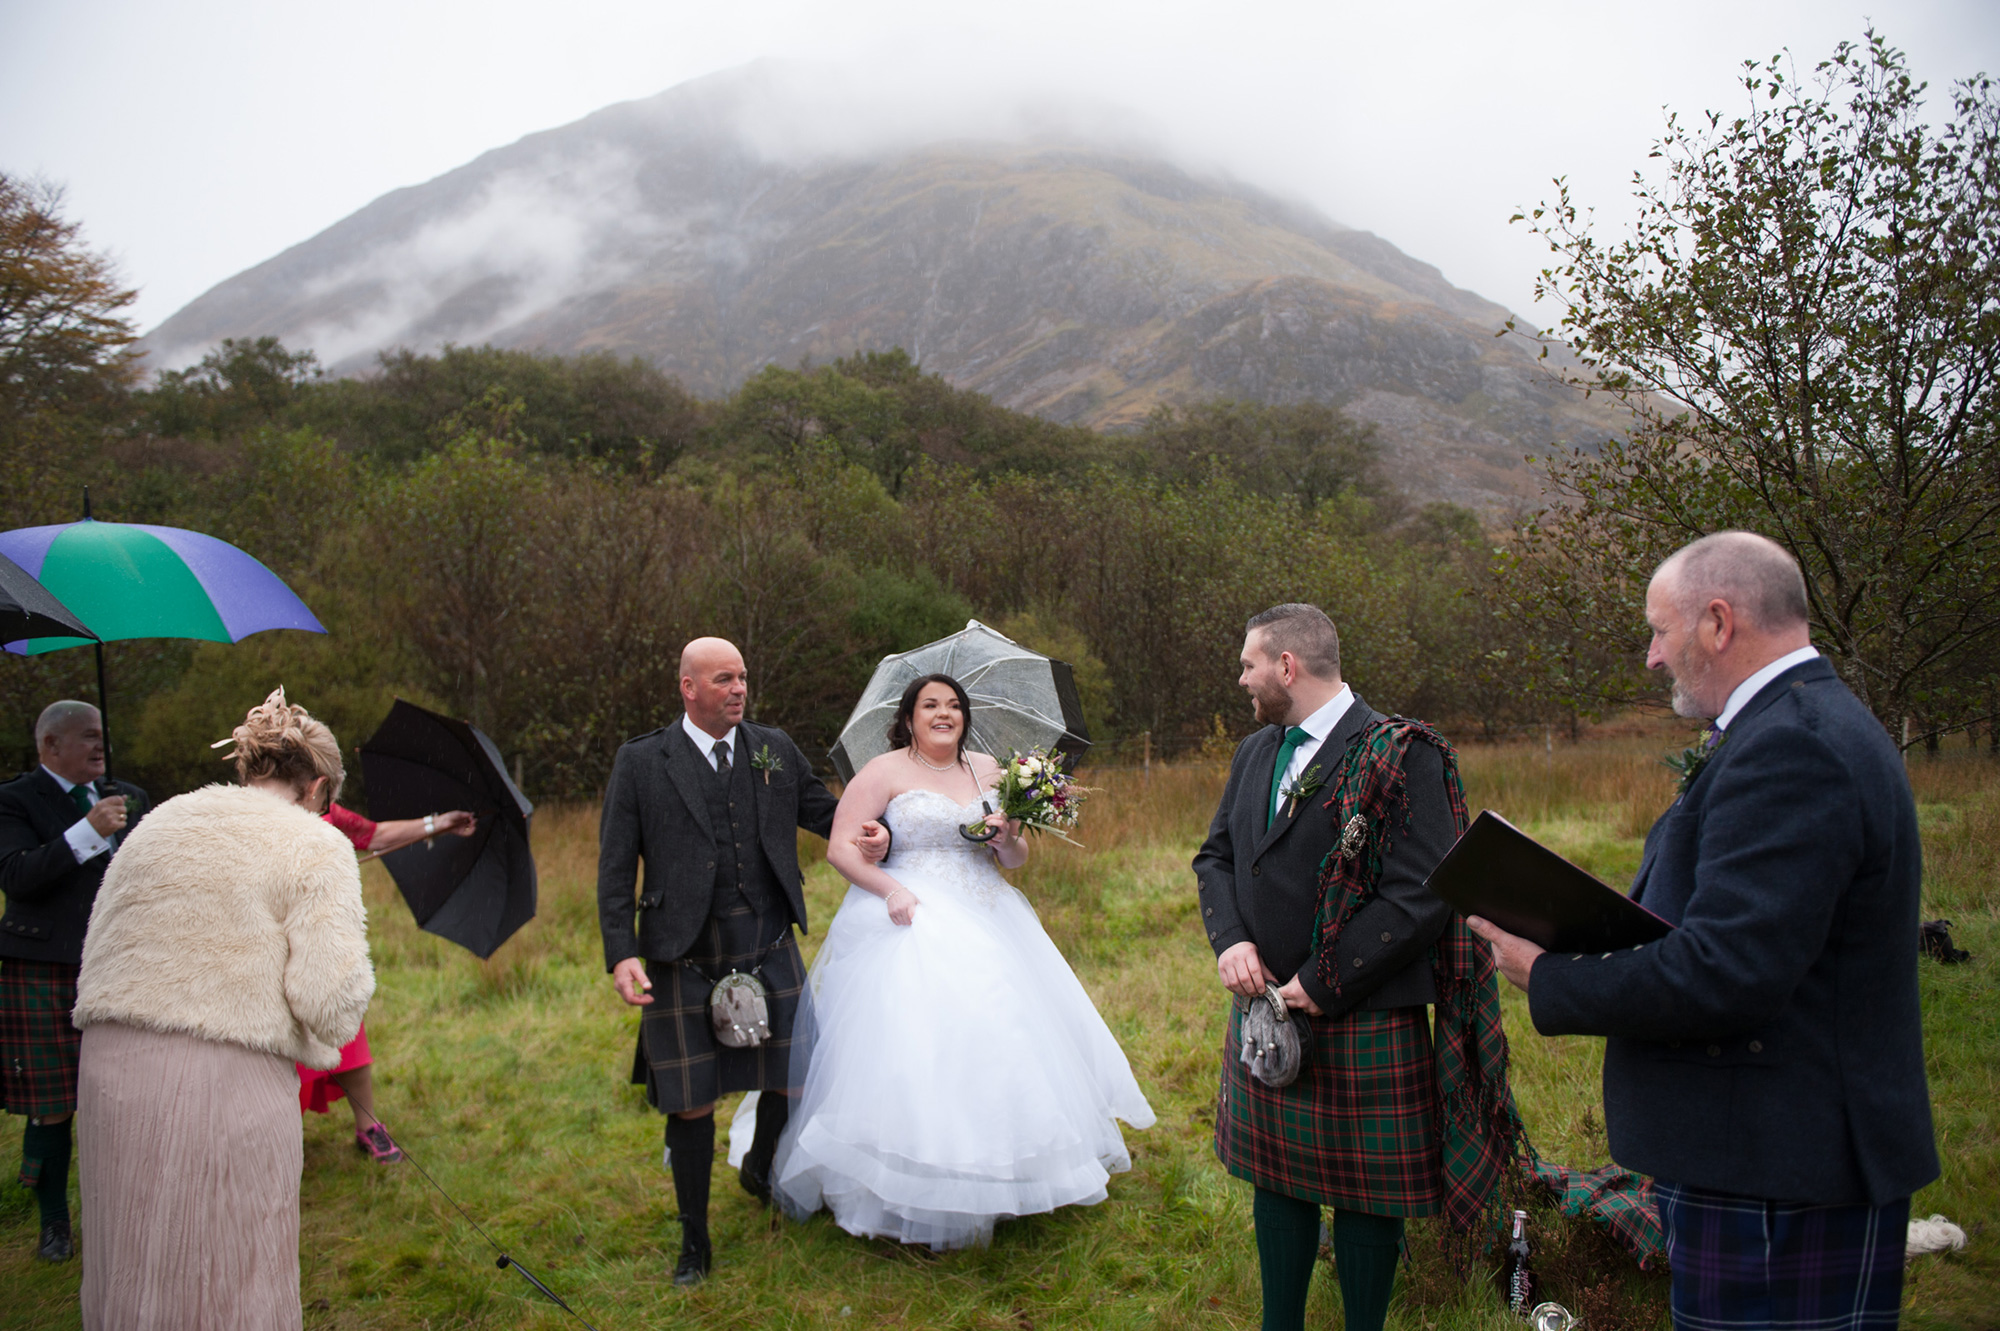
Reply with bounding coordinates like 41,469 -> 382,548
356,1123 -> 403,1163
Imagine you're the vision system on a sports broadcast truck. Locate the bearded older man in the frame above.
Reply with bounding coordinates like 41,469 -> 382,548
1471,532 -> 1939,1331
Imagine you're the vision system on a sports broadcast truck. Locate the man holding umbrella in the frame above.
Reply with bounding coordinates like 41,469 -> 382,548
0,700 -> 148,1262
598,637 -> 889,1287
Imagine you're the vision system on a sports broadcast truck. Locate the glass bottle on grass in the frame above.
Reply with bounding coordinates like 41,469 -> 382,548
1499,1208 -> 1538,1316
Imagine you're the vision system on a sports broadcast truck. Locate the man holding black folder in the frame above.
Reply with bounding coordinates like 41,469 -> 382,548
1470,533 -> 1938,1331
1195,603 -> 1513,1331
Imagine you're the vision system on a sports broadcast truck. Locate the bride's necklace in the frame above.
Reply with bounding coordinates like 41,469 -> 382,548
910,748 -> 960,773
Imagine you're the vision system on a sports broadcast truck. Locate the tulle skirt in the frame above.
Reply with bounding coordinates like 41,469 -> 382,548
773,857 -> 1154,1249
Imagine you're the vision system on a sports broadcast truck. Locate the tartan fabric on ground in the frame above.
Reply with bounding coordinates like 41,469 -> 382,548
632,904 -> 804,1114
1656,1181 -> 1908,1330
1216,1002 -> 1442,1215
0,958 -> 81,1122
1311,718 -> 1524,1234
1531,1156 -> 1667,1267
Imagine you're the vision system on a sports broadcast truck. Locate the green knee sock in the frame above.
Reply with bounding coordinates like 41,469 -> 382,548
1254,1187 -> 1322,1331
1331,1209 -> 1403,1331
22,1119 -> 72,1230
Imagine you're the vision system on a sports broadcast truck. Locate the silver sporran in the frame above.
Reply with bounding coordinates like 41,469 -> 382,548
1238,983 -> 1308,1087
708,970 -> 772,1048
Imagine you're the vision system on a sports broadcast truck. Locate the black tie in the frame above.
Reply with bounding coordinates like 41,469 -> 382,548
712,741 -> 731,775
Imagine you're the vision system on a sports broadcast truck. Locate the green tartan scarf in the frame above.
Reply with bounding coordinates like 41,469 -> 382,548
1311,716 -> 1524,1235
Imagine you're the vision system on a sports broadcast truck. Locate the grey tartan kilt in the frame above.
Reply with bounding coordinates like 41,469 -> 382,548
630,902 -> 804,1114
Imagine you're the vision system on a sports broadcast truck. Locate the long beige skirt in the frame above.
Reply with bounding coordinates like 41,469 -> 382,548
78,1021 -> 304,1331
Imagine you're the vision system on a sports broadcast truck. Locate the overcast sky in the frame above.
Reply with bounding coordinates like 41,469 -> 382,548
3,0 -> 1996,338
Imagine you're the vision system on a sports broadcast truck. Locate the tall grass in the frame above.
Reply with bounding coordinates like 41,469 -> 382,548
3,739 -> 1992,1329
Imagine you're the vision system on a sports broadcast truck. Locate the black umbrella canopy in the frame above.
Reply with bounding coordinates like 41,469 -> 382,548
359,699 -> 536,959
0,551 -> 97,649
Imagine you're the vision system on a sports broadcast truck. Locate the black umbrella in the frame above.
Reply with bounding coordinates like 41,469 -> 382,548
358,699 -> 536,959
0,550 -> 98,648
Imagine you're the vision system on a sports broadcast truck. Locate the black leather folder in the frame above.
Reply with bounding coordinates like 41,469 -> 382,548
1424,810 -> 1673,952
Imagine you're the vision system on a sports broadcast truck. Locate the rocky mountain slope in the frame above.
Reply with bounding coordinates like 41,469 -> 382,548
141,65 -> 1622,507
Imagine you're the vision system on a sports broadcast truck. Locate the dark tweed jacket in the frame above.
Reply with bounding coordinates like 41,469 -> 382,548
1192,696 -> 1457,1015
596,718 -> 838,970
1530,657 -> 1940,1206
0,768 -> 151,965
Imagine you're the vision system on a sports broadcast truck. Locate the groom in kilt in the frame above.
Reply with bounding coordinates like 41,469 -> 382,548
1194,604 -> 1517,1331
598,637 -> 887,1286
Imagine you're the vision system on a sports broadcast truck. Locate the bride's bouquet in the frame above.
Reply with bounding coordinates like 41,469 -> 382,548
960,748 -> 1090,846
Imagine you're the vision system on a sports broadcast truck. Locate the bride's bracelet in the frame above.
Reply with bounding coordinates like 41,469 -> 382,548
884,888 -> 911,905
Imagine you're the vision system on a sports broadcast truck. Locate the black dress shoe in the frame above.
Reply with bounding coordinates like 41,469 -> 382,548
673,1232 -> 711,1287
36,1220 -> 73,1262
738,1153 -> 773,1206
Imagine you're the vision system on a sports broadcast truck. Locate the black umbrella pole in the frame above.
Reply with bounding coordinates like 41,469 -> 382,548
94,640 -> 114,782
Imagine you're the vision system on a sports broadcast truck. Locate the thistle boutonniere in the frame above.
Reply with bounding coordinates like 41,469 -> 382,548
1663,726 -> 1725,796
1279,764 -> 1326,818
1337,813 -> 1368,860
749,744 -> 783,784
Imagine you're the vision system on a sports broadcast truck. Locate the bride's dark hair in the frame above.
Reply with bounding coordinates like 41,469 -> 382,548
887,673 -> 974,759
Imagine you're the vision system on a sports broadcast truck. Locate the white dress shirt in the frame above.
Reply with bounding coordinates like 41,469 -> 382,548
1276,684 -> 1355,797
46,766 -> 114,864
1715,646 -> 1823,731
681,714 -> 739,770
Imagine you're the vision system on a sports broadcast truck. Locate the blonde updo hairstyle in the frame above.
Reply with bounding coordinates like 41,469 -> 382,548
213,687 -> 345,811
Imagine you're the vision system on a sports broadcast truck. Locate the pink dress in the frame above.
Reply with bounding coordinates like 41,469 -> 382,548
298,803 -> 376,1112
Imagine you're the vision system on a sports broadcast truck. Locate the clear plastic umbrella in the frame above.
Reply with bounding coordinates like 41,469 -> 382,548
829,620 -> 1090,781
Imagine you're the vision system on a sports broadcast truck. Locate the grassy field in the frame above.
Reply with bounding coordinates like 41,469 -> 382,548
4,733 -> 1994,1330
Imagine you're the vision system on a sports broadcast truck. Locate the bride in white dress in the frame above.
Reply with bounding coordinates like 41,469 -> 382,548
772,673 -> 1155,1249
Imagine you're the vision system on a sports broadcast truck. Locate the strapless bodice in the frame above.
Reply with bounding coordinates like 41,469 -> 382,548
882,788 -> 996,855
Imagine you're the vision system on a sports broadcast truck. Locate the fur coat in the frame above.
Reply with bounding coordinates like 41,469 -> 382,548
73,783 -> 373,1070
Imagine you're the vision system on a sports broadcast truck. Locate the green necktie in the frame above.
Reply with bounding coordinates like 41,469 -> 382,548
68,782 -> 95,819
1268,726 -> 1313,827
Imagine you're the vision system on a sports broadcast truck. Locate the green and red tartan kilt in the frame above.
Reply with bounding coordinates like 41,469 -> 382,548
0,958 -> 82,1118
1215,1000 -> 1442,1215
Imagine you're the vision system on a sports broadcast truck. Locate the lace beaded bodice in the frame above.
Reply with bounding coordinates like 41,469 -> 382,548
880,788 -> 1008,903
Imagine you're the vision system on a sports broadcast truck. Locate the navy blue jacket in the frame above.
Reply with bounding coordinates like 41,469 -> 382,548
1529,657 -> 1939,1205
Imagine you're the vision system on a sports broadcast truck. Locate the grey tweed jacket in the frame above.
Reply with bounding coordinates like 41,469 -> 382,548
596,718 -> 838,970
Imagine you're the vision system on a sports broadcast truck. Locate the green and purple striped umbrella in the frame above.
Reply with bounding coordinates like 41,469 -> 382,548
0,518 -> 324,654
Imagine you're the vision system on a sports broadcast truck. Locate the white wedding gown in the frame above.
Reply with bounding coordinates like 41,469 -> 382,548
771,788 -> 1156,1249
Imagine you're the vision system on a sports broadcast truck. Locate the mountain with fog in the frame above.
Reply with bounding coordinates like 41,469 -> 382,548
139,63 -> 1623,507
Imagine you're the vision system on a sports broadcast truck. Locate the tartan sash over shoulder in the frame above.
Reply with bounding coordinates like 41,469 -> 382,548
1312,717 -> 1523,1233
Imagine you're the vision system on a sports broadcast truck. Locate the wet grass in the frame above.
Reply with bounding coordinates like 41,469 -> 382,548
2,731 -> 1993,1328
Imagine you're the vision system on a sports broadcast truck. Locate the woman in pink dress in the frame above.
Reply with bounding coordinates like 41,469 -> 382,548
311,801 -> 475,1161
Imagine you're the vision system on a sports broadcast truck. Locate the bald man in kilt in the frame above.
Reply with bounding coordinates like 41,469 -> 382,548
1195,604 -> 1516,1331
599,637 -> 889,1288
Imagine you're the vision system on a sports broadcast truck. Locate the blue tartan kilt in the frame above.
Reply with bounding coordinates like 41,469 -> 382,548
1656,1181 -> 1909,1331
1214,999 -> 1441,1214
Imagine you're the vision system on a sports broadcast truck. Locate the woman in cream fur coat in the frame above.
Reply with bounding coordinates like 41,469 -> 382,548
73,688 -> 372,1330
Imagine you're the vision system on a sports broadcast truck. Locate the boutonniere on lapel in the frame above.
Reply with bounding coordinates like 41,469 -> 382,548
1337,813 -> 1368,860
749,744 -> 783,784
1663,726 -> 1725,796
1278,764 -> 1326,818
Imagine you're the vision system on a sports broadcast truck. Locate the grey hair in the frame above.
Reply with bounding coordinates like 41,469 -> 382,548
1245,603 -> 1342,678
34,700 -> 98,750
1658,531 -> 1809,630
